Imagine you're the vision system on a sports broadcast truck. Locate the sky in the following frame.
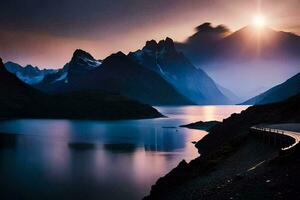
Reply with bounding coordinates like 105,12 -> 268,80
1,0 -> 300,68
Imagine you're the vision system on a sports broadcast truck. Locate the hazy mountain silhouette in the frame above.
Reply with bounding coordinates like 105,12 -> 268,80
37,50 -> 192,105
129,37 -> 230,104
216,83 -> 241,104
215,25 -> 300,60
243,72 -> 300,105
177,23 -> 300,100
0,58 -> 162,119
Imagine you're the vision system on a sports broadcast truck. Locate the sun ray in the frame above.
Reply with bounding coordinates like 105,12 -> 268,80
252,15 -> 266,28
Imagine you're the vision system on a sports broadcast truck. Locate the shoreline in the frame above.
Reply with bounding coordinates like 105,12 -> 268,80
145,126 -> 300,200
144,96 -> 300,199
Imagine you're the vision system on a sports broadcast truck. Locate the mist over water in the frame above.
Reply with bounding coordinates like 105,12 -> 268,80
0,106 -> 248,200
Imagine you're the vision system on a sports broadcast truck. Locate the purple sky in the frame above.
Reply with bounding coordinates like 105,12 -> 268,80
1,0 -> 299,68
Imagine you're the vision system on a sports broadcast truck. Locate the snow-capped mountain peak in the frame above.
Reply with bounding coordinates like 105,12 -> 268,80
4,61 -> 57,85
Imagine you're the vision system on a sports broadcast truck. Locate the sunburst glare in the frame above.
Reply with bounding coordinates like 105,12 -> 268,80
252,15 -> 266,28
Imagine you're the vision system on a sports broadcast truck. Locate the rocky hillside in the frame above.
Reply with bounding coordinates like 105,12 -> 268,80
145,93 -> 300,199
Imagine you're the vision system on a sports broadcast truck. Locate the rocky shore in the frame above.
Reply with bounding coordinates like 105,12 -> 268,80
144,94 -> 300,200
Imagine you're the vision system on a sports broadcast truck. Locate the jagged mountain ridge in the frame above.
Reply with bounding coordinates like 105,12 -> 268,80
129,37 -> 230,104
36,50 -> 193,105
4,61 -> 57,85
10,37 -> 236,105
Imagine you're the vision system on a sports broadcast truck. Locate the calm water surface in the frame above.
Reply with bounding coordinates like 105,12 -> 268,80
0,106 -> 248,200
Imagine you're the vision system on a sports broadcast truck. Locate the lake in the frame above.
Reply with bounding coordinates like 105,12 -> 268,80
0,106 -> 248,200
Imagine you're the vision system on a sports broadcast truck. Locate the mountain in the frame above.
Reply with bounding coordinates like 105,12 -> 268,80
34,63 -> 69,94
0,58 -> 45,117
4,62 -> 57,85
129,37 -> 230,104
243,72 -> 300,105
67,49 -> 102,83
0,57 -> 162,119
177,23 -> 300,100
36,50 -> 192,105
215,25 -> 300,60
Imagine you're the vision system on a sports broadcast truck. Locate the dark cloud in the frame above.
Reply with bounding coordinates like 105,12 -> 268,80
196,23 -> 230,33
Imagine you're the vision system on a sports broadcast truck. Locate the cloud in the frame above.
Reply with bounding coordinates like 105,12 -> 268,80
195,23 -> 230,34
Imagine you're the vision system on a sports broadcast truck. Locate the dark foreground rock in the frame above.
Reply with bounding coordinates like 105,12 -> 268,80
144,93 -> 300,200
0,133 -> 18,149
180,121 -> 221,131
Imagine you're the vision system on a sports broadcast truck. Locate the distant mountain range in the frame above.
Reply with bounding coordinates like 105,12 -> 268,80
242,72 -> 300,105
4,62 -> 57,85
2,23 -> 300,105
129,38 -> 230,104
35,49 -> 193,105
6,24 -> 299,105
177,23 -> 300,100
7,38 -> 232,105
0,57 -> 162,119
5,35 -> 240,105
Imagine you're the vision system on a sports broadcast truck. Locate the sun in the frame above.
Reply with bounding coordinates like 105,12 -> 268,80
252,15 -> 266,28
